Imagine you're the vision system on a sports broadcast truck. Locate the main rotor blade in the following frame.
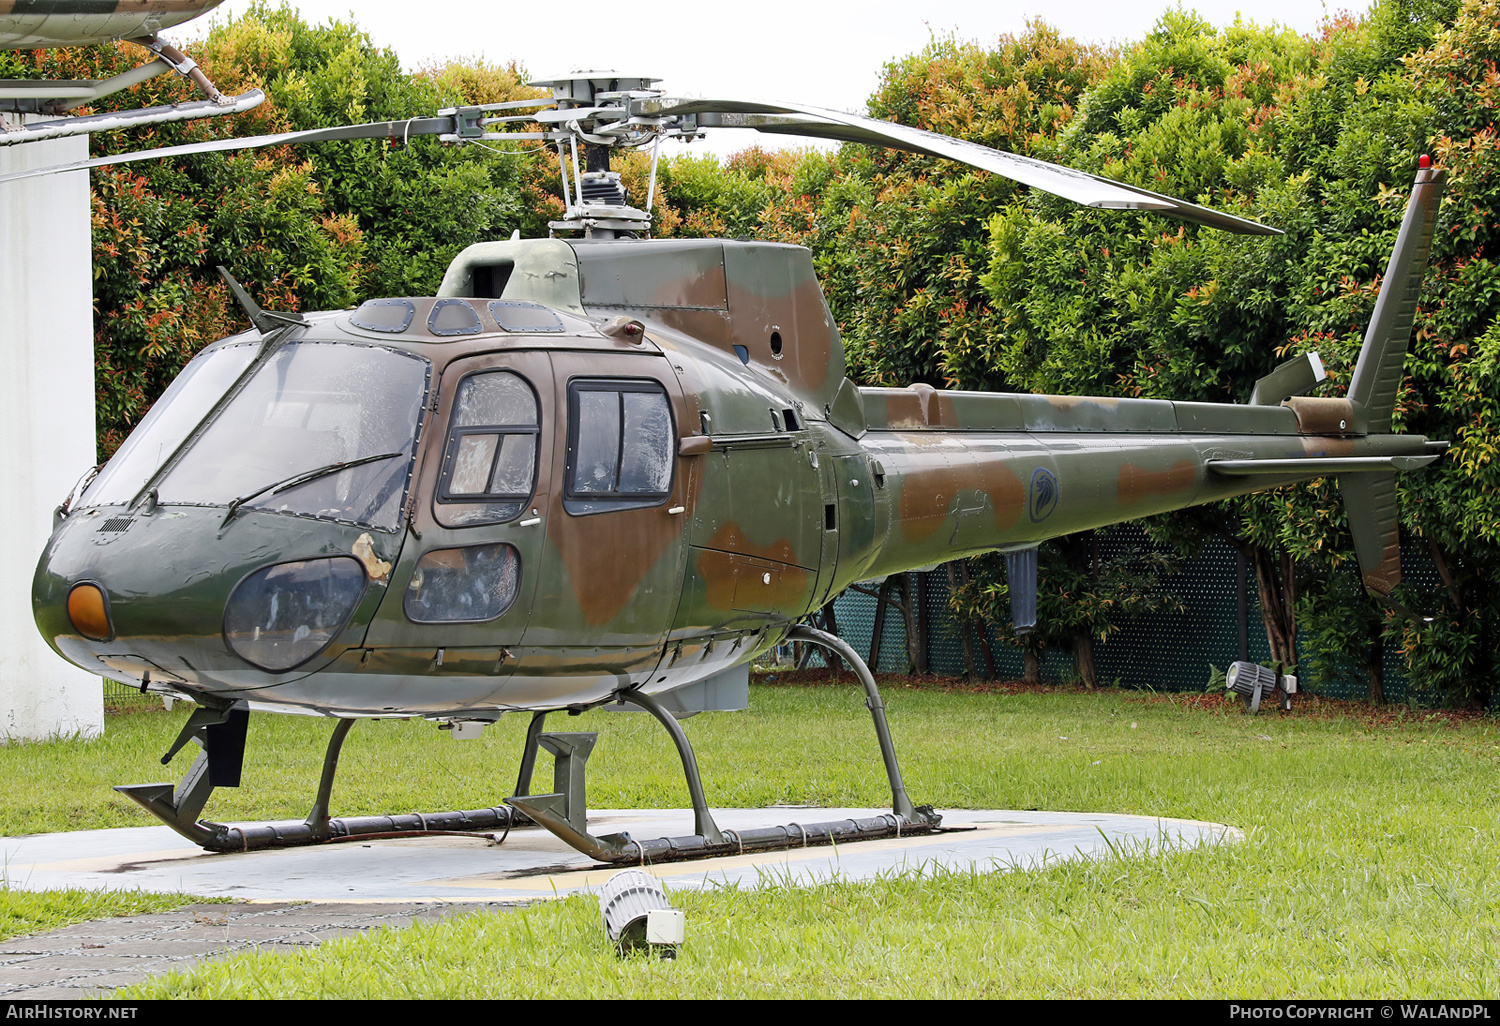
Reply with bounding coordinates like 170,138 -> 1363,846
645,97 -> 1281,236
0,116 -> 458,186
0,91 -> 266,148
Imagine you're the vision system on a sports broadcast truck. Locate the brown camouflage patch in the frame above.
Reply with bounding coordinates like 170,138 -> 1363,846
698,524 -> 810,611
1117,459 -> 1196,506
897,457 -> 1026,542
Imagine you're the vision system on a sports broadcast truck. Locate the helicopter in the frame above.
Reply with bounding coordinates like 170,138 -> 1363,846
19,72 -> 1445,864
0,0 -> 262,145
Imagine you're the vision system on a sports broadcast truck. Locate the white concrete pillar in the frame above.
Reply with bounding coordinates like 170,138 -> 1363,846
0,118 -> 104,740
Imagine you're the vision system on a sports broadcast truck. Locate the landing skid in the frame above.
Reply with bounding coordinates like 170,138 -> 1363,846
117,630 -> 940,863
115,703 -> 529,853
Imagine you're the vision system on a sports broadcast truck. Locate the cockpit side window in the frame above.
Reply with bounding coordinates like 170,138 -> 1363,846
434,370 -> 540,528
565,379 -> 674,515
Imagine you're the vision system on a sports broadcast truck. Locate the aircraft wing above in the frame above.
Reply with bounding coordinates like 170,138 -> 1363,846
0,116 -> 467,186
642,97 -> 1281,236
0,91 -> 266,147
0,94 -> 560,185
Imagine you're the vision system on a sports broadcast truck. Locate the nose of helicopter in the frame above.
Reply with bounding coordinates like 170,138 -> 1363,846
33,505 -> 389,692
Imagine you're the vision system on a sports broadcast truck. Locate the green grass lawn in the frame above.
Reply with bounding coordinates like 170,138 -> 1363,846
4,677 -> 1499,997
0,890 -> 203,945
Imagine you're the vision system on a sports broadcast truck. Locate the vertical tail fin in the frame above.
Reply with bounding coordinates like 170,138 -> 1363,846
1340,159 -> 1445,596
1347,162 -> 1445,433
1340,472 -> 1402,595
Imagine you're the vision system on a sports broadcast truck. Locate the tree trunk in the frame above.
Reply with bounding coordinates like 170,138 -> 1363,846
1058,531 -> 1099,689
1075,634 -> 1097,689
957,561 -> 996,680
1366,629 -> 1385,705
976,618 -> 998,681
915,572 -> 930,674
1429,540 -> 1463,612
820,599 -> 844,675
1023,645 -> 1041,684
900,573 -> 921,674
1249,544 -> 1298,669
947,562 -> 977,679
868,577 -> 893,671
1428,540 -> 1492,709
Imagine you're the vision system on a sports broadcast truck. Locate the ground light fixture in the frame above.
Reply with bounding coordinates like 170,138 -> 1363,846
1226,660 -> 1296,713
599,869 -> 684,958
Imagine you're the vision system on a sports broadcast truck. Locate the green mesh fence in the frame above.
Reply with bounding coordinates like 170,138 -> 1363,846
802,525 -> 1447,702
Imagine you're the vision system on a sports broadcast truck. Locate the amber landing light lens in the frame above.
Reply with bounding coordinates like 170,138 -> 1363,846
67,582 -> 113,641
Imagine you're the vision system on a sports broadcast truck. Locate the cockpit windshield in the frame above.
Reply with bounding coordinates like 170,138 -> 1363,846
83,340 -> 431,533
82,339 -> 259,510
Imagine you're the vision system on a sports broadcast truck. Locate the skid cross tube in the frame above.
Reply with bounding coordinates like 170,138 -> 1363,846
613,689 -> 725,845
506,689 -> 728,860
305,718 -> 356,839
513,710 -> 549,798
787,625 -> 935,825
508,645 -> 941,863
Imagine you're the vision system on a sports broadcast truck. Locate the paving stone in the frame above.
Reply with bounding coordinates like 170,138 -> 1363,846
18,954 -> 145,971
239,940 -> 321,955
96,939 -> 236,958
294,903 -> 418,915
76,971 -> 164,991
0,966 -> 95,986
292,927 -> 375,941
194,925 -> 323,942
0,901 -> 502,996
7,986 -> 100,998
0,940 -> 78,955
238,915 -> 391,929
45,922 -> 182,939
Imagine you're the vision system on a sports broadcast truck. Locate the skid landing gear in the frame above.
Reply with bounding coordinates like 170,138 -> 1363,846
508,628 -> 940,863
118,636 -> 938,862
117,699 -> 524,853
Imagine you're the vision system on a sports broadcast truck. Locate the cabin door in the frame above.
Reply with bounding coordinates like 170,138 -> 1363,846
360,350 -> 556,685
502,350 -> 692,707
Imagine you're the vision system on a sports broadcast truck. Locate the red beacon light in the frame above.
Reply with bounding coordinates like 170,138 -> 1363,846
1419,154 -> 1432,169
600,315 -> 647,341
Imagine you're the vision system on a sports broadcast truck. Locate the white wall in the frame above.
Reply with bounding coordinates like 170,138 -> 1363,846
0,120 -> 105,740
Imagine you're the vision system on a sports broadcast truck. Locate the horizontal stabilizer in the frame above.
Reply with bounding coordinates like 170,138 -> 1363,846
1207,455 -> 1436,476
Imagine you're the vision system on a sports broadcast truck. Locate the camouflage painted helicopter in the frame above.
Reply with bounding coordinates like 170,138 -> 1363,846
0,0 -> 261,145
20,73 -> 1444,864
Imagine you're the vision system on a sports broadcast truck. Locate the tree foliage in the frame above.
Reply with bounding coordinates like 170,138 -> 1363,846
44,1 -> 1500,702
667,1 -> 1496,703
7,2 -> 544,456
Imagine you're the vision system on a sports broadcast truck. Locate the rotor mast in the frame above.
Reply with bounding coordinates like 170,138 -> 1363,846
532,72 -> 687,240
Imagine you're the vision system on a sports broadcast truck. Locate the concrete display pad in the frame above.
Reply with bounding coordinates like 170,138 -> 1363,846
0,807 -> 1239,903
